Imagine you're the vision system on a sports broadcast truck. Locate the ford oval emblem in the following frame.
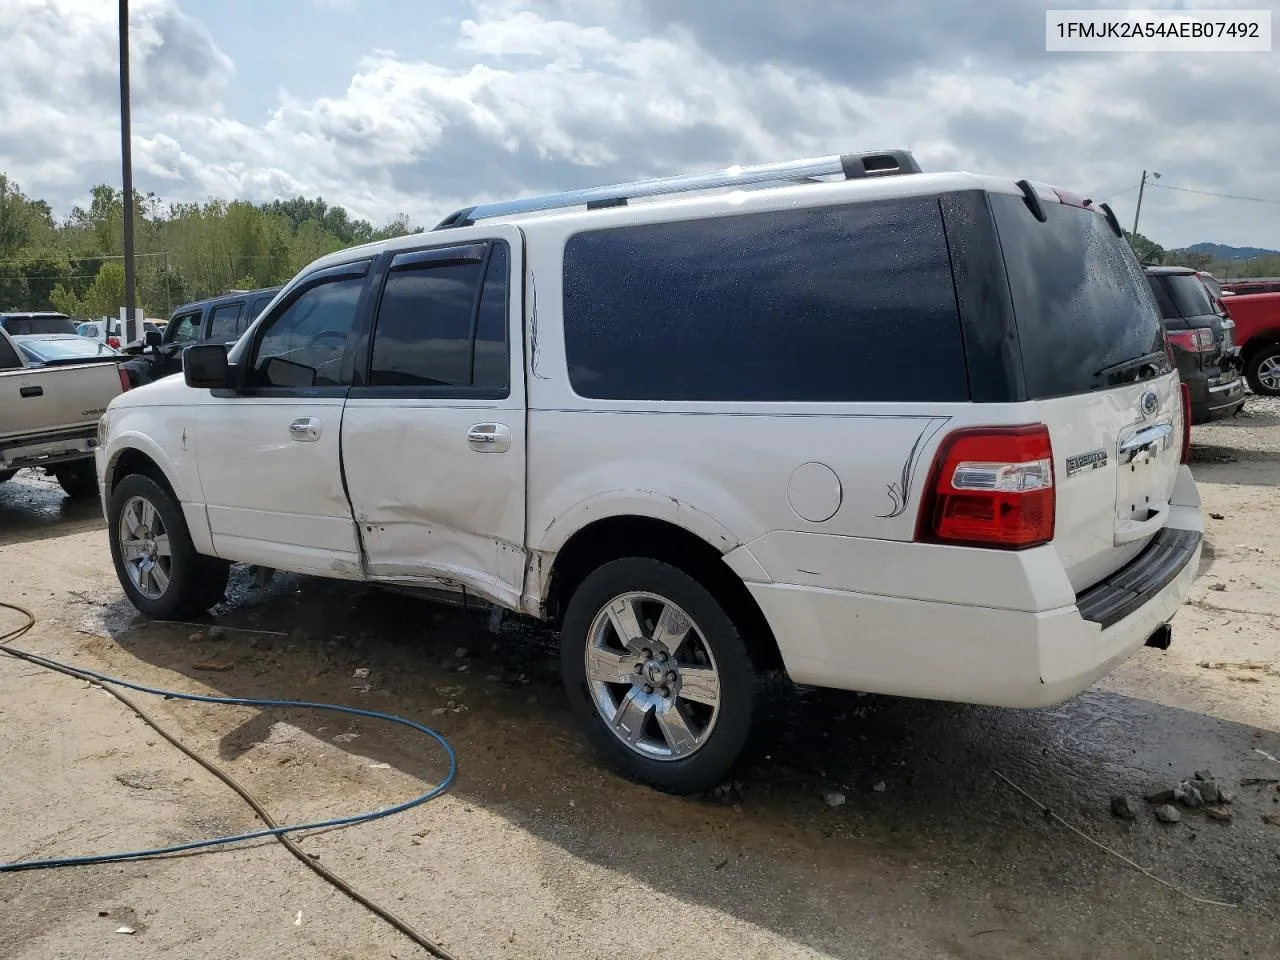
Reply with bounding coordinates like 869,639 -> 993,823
1141,390 -> 1160,417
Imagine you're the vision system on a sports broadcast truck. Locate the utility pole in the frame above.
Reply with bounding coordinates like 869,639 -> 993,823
1132,169 -> 1161,237
119,0 -> 136,331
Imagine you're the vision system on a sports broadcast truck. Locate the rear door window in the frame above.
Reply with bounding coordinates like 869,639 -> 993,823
990,194 -> 1168,399
367,242 -> 509,393
208,302 -> 244,341
562,198 -> 967,402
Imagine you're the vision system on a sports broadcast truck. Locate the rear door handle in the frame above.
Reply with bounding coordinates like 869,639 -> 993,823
289,417 -> 322,442
20,385 -> 43,398
467,423 -> 512,453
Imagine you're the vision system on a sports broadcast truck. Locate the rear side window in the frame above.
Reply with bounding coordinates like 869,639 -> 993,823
208,302 -> 243,341
990,195 -> 1168,399
561,198 -> 967,402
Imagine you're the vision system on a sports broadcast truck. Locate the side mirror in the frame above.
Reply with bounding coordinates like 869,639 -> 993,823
184,343 -> 232,390
145,330 -> 162,347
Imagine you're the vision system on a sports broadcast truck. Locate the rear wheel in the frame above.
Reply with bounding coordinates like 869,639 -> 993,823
560,558 -> 763,794
108,473 -> 230,618
54,461 -> 98,499
1245,344 -> 1280,396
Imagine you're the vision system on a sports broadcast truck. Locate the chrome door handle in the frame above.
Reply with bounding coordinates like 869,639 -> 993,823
467,423 -> 512,453
289,417 -> 322,442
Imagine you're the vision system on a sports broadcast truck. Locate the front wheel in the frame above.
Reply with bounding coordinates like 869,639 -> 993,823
560,558 -> 764,794
1245,344 -> 1280,396
54,461 -> 98,499
108,473 -> 230,618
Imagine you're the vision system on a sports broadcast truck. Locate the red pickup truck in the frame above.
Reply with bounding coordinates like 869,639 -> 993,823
1224,292 -> 1280,395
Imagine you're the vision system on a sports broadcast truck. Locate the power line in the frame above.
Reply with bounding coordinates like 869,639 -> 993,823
0,252 -> 168,266
1150,182 -> 1280,205
1093,183 -> 1139,203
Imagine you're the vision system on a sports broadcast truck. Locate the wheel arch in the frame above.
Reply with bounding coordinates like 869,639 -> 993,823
104,438 -> 186,504
543,513 -> 783,670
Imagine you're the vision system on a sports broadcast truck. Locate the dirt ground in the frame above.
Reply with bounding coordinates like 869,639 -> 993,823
2,407 -> 1279,960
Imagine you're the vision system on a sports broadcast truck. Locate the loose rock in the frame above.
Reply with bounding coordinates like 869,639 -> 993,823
1204,806 -> 1232,823
1208,583 -> 1227,592
455,647 -> 470,659
352,667 -> 370,679
1196,779 -> 1220,804
1194,769 -> 1214,782
871,781 -> 887,793
1145,785 -> 1176,804
824,791 -> 847,808
1175,781 -> 1203,808
1111,796 -> 1140,820
208,625 -> 226,640
1154,804 -> 1181,824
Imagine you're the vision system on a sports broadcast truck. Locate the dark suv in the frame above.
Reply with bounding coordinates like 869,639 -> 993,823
122,286 -> 281,385
1145,266 -> 1245,423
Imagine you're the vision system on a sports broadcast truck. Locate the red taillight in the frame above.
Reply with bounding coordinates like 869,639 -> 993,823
118,367 -> 131,392
108,336 -> 121,349
1166,328 -> 1215,353
1180,382 -> 1191,464
916,425 -> 1055,550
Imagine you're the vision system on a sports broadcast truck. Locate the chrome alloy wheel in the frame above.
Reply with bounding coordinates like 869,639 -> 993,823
118,495 -> 172,600
583,592 -> 722,760
1257,355 -> 1280,392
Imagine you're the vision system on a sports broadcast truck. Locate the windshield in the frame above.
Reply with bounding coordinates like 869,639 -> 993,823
17,336 -> 120,363
990,193 -> 1169,398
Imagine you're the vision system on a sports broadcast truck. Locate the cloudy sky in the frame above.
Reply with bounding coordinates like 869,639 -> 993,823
2,0 -> 1278,249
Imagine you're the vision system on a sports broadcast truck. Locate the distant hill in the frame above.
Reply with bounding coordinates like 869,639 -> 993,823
1186,242 -> 1280,260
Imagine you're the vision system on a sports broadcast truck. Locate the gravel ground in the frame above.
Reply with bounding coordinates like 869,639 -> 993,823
2,425 -> 1279,959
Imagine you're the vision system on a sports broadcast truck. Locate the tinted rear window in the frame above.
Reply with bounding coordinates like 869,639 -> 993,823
562,198 -> 967,402
1157,274 -> 1215,318
1,315 -> 74,336
990,195 -> 1168,399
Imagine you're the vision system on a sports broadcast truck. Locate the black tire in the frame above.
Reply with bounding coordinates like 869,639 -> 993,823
55,461 -> 98,499
108,473 -> 230,618
0,469 -> 15,484
1245,344 -> 1280,397
560,558 -> 764,795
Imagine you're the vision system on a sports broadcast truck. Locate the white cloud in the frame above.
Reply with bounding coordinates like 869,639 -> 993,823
3,0 -> 1279,249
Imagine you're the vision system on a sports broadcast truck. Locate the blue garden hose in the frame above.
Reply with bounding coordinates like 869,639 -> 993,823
0,601 -> 460,959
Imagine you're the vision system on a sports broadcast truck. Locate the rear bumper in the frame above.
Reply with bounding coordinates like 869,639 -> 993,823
740,467 -> 1204,708
1189,372 -> 1246,423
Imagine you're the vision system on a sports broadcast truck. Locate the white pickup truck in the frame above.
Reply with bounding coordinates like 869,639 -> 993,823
0,326 -> 128,497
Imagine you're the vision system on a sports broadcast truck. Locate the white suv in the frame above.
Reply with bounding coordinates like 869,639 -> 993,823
97,150 -> 1203,794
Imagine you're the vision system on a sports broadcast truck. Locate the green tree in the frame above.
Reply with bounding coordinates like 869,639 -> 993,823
82,261 -> 128,317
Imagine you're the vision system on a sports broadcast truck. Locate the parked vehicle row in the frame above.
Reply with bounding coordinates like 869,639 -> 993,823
1,325 -> 129,497
97,151 -> 1203,793
1144,266 -> 1245,423
120,286 -> 281,385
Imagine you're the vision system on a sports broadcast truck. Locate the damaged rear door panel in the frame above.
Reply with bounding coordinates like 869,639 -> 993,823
340,228 -> 528,610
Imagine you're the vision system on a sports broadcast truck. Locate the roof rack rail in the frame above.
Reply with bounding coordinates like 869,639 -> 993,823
433,149 -> 921,230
